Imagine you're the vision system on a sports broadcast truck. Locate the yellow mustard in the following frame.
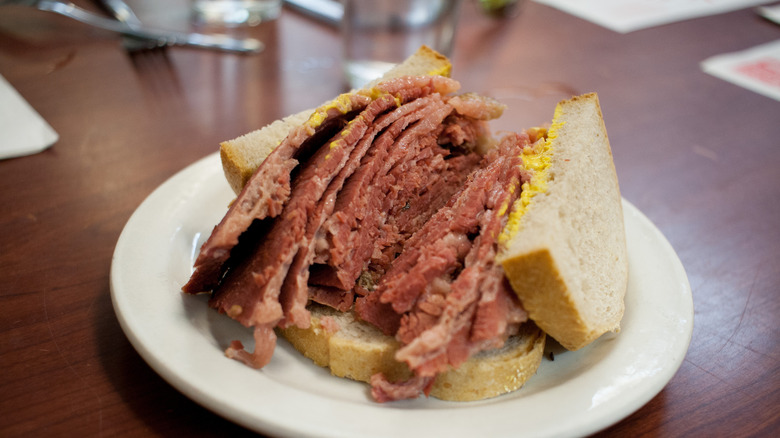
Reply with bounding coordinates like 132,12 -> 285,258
307,65 -> 450,129
426,64 -> 452,78
307,92 -> 359,128
498,105 -> 565,245
310,69 -> 451,159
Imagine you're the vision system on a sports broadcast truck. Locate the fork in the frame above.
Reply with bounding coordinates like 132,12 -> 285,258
1,0 -> 264,54
96,0 -> 166,52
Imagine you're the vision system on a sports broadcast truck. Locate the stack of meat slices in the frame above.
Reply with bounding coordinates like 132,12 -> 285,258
183,75 -> 536,400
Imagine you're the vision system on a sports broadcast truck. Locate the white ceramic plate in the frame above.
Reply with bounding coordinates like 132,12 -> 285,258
111,153 -> 693,438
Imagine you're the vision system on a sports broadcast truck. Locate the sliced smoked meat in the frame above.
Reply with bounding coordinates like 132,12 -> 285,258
278,92 -> 452,327
209,93 -> 402,328
182,93 -> 371,294
183,75 -> 461,295
362,133 -> 534,400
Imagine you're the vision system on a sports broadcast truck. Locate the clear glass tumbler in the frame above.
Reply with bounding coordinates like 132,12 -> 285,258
341,0 -> 463,89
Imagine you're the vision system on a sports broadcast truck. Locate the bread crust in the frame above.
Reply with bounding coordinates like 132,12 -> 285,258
278,305 -> 546,402
501,249 -> 595,349
220,110 -> 312,194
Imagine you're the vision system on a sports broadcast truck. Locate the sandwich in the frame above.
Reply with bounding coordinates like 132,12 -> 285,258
182,46 -> 628,402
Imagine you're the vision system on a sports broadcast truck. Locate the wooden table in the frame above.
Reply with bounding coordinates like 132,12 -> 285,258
1,1 -> 778,436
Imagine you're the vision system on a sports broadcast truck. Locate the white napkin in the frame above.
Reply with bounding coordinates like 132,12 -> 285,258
701,39 -> 780,102
535,0 -> 776,33
0,74 -> 59,160
758,4 -> 780,25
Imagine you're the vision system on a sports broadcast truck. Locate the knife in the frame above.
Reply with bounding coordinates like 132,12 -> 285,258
283,0 -> 342,26
96,0 -> 155,51
97,0 -> 142,28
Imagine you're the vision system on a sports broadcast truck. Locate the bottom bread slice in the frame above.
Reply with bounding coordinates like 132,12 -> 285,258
277,303 -> 546,402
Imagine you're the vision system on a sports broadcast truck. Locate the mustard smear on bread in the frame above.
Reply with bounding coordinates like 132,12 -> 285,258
499,105 -> 565,245
426,63 -> 452,78
308,61 -> 451,129
323,90 -> 403,160
364,87 -> 404,107
308,93 -> 359,127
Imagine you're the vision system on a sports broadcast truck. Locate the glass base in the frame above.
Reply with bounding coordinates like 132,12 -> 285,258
343,60 -> 397,90
191,0 -> 281,27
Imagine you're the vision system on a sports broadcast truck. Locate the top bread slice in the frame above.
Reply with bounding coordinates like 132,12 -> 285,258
220,45 -> 452,195
497,93 -> 628,351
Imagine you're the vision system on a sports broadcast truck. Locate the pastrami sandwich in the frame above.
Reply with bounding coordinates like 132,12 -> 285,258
183,46 -> 628,402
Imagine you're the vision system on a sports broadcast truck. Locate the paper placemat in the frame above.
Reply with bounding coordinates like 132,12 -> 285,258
535,0 -> 776,33
0,75 -> 58,160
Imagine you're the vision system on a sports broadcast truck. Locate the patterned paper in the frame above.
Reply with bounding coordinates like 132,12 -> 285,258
701,39 -> 780,101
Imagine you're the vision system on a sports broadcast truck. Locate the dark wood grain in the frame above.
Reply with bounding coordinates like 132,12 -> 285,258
1,1 -> 778,436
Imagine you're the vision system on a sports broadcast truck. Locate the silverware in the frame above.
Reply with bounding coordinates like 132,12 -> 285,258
96,0 -> 164,52
283,0 -> 342,26
1,0 -> 264,54
97,0 -> 142,28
